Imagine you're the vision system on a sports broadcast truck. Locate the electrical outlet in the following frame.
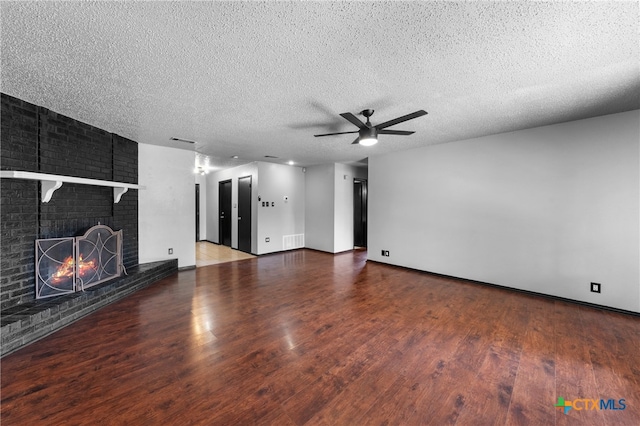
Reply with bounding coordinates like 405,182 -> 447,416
265,237 -> 270,242
168,248 -> 173,255
590,282 -> 601,293
381,250 -> 390,257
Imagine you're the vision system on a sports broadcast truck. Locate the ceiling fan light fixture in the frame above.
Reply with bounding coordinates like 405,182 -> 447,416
359,137 -> 378,146
194,166 -> 207,175
358,127 -> 378,146
314,108 -> 426,146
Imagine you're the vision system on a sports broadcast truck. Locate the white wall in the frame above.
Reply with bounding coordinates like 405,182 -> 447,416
256,162 -> 306,254
206,163 -> 259,252
305,164 -> 335,252
368,110 -> 640,312
138,144 -> 196,268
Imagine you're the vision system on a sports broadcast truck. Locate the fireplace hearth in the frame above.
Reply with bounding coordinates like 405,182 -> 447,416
35,224 -> 123,299
1,259 -> 178,357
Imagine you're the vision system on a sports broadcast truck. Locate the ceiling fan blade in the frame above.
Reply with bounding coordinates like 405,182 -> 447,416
351,137 -> 360,145
340,112 -> 367,129
378,130 -> 415,135
375,110 -> 428,130
314,130 -> 359,137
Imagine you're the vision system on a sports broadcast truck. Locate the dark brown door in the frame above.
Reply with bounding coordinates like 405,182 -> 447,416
195,184 -> 200,242
238,176 -> 252,253
219,180 -> 232,247
354,179 -> 367,248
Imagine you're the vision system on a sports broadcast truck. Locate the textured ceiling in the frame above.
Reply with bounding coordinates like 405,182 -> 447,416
2,1 -> 638,170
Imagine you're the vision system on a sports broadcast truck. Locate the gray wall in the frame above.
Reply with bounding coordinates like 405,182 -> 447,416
304,164 -> 335,252
368,110 -> 639,313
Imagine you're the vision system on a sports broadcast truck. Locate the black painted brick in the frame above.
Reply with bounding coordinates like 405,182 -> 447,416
1,93 -> 139,309
1,94 -> 39,173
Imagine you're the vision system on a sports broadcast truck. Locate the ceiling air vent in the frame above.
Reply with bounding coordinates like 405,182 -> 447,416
170,137 -> 196,144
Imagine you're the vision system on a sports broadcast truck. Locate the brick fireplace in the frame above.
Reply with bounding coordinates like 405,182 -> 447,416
1,93 -> 138,309
1,93 -> 176,356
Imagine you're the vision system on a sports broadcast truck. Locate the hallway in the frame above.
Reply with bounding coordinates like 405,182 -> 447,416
195,241 -> 255,267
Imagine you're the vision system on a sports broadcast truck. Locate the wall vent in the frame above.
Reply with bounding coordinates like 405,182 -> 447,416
283,234 -> 304,250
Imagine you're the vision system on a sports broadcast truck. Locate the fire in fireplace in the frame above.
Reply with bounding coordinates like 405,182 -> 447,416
35,224 -> 123,299
50,255 -> 97,285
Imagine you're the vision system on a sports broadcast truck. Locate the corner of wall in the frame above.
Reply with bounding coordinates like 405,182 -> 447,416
138,144 -> 196,268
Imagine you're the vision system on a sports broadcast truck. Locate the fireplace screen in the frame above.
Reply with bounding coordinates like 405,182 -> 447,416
35,225 -> 123,299
36,237 -> 76,299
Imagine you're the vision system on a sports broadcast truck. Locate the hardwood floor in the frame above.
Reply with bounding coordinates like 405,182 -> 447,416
2,249 -> 639,425
196,241 -> 255,267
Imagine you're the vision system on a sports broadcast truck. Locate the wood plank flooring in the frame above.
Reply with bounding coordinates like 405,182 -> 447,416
2,249 -> 639,425
196,241 -> 255,267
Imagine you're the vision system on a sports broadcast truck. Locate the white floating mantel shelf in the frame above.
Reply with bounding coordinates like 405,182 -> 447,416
0,171 -> 145,203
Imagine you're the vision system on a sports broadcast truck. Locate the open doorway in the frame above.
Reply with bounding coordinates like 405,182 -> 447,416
196,178 -> 256,267
218,179 -> 232,247
354,178 -> 367,248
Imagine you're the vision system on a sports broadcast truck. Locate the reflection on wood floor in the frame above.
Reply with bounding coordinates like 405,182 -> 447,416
196,241 -> 255,267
